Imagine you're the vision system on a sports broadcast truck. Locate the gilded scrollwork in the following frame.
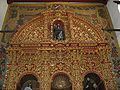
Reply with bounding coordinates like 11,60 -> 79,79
4,48 -> 117,90
2,3 -> 117,90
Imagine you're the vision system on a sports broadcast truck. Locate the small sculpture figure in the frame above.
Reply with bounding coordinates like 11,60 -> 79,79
24,84 -> 32,90
53,23 -> 65,40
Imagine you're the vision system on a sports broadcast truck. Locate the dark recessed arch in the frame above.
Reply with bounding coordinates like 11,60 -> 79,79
83,73 -> 106,90
51,73 -> 72,90
16,74 -> 39,90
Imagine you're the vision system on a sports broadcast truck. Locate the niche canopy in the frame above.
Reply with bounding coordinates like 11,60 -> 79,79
7,0 -> 108,4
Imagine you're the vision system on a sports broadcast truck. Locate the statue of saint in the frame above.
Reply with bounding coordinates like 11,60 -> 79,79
53,23 -> 65,40
84,77 -> 99,90
24,87 -> 32,90
24,84 -> 32,90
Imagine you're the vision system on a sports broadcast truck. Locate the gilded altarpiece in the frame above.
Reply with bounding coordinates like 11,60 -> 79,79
1,3 -> 118,90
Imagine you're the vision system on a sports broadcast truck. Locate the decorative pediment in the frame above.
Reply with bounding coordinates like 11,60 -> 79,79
70,15 -> 106,43
11,15 -> 47,44
10,10 -> 106,46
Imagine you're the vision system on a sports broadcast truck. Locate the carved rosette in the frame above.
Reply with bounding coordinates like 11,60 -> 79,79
3,4 -> 117,90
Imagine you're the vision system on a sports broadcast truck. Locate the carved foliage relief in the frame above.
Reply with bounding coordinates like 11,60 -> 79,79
2,3 -> 117,90
4,48 -> 117,90
10,10 -> 106,45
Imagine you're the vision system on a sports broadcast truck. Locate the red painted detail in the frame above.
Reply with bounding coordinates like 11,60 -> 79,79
7,0 -> 108,4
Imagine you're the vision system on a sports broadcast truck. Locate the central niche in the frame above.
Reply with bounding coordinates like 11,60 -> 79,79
53,20 -> 65,40
51,73 -> 72,90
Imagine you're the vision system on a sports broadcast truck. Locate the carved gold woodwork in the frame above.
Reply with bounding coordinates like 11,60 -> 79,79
3,4 -> 117,90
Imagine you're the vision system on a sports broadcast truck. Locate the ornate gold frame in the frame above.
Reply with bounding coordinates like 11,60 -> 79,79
3,4 -> 117,90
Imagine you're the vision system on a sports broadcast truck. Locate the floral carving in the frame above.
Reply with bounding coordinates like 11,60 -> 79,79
3,3 -> 117,90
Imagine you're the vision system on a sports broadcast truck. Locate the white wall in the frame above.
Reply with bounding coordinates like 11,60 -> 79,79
107,0 -> 120,88
0,0 -> 8,30
107,0 -> 120,46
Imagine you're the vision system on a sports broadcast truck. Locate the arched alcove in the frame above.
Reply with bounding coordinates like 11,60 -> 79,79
16,74 -> 39,90
51,73 -> 72,90
53,20 -> 65,40
83,73 -> 106,90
